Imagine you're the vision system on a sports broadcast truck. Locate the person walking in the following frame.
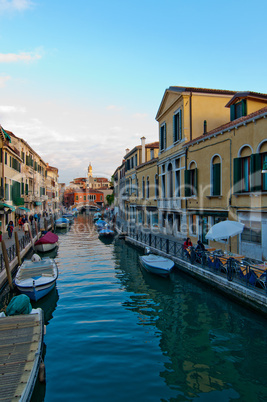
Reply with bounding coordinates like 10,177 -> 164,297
7,221 -> 14,239
23,221 -> 30,235
18,217 -> 23,230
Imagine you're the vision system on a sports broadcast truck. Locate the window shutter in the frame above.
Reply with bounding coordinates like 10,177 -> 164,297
212,163 -> 221,195
173,115 -> 176,143
184,170 -> 190,197
250,153 -> 261,192
179,110 -> 182,140
242,99 -> 247,116
230,105 -> 235,121
164,124 -> 166,149
233,158 -> 242,193
194,168 -> 198,195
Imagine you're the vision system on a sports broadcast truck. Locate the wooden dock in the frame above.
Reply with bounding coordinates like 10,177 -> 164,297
0,309 -> 44,402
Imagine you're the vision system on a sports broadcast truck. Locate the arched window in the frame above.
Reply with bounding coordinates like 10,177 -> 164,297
211,155 -> 221,196
234,145 -> 253,193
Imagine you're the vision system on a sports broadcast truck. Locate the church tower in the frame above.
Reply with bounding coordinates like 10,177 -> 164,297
87,163 -> 93,188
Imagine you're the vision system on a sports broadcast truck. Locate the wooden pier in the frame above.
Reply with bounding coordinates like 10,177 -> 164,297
0,310 -> 44,401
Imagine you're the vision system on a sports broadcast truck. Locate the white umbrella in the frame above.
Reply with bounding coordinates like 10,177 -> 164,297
205,220 -> 244,241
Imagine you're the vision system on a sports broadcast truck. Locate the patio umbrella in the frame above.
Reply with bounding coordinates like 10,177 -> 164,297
205,220 -> 244,241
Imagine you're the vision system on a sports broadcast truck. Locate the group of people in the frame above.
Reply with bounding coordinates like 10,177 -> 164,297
6,212 -> 41,239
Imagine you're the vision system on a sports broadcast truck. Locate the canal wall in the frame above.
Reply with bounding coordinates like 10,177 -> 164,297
125,235 -> 267,317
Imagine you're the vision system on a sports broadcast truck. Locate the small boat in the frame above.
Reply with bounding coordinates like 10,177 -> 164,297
34,231 -> 59,253
55,217 -> 69,228
15,256 -> 59,301
98,228 -> 115,237
93,212 -> 102,221
139,249 -> 174,277
62,213 -> 74,221
95,219 -> 107,230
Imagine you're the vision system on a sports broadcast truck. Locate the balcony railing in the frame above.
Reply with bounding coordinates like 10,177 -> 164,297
157,198 -> 181,210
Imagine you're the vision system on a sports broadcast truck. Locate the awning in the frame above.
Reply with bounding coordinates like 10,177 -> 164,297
0,202 -> 15,212
187,210 -> 228,217
34,202 -> 42,206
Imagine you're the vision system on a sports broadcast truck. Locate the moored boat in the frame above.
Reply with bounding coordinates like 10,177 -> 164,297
15,256 -> 58,301
34,231 -> 59,253
55,217 -> 69,228
98,228 -> 115,237
139,250 -> 174,277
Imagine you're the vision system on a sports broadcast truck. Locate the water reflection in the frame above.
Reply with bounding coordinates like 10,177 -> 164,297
113,239 -> 267,401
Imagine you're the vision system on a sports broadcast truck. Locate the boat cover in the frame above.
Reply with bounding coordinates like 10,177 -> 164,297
6,294 -> 32,316
35,231 -> 58,245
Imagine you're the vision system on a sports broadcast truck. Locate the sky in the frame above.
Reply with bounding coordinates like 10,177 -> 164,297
0,0 -> 266,184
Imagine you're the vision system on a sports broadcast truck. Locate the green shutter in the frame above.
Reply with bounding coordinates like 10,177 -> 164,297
230,105 -> 235,121
184,170 -> 190,197
233,158 -> 242,193
179,110 -> 182,140
242,99 -> 247,116
173,115 -> 176,143
194,168 -> 198,195
25,183 -> 29,195
212,163 -> 221,195
250,153 -> 261,192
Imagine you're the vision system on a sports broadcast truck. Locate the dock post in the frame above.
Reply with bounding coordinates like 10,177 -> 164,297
35,221 -> 39,239
1,239 -> 13,290
44,218 -> 48,231
14,232 -> 22,266
29,225 -> 34,248
50,215 -> 54,232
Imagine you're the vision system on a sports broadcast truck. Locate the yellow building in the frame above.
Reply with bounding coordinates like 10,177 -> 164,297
116,138 -> 159,227
184,92 -> 267,260
156,86 -> 236,238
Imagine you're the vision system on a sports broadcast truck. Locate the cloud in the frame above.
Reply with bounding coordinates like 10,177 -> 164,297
0,75 -> 11,87
106,105 -> 123,111
133,112 -> 148,118
0,105 -> 26,113
0,0 -> 33,12
0,51 -> 41,63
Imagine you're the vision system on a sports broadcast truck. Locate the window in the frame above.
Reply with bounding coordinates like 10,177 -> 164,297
142,177 -> 145,198
189,215 -> 197,235
155,175 -> 159,198
211,156 -> 221,196
262,153 -> 267,191
184,167 -> 198,197
146,177 -> 149,199
160,123 -> 166,151
150,149 -> 154,159
173,109 -> 182,143
241,220 -> 261,244
234,156 -> 251,193
167,163 -> 173,198
76,195 -> 78,201
230,100 -> 247,121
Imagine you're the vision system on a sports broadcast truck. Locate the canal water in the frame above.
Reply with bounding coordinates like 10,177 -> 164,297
2,214 -> 267,401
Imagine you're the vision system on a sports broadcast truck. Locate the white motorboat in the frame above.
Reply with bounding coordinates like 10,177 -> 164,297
139,249 -> 174,277
15,256 -> 58,301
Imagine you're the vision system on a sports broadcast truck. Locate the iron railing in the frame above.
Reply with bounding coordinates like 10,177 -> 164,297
128,227 -> 267,295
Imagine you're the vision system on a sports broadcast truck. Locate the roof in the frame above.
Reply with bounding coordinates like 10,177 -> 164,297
124,141 -> 159,158
156,86 -> 236,120
185,106 -> 267,148
225,91 -> 267,107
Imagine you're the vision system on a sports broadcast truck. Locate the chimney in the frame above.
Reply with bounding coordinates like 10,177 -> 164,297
125,148 -> 130,155
141,136 -> 146,163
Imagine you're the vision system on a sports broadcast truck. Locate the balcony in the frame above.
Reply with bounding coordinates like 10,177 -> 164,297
157,198 -> 181,211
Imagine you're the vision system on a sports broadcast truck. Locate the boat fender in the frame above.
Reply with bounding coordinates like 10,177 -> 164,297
145,247 -> 150,255
32,253 -> 41,262
39,359 -> 46,383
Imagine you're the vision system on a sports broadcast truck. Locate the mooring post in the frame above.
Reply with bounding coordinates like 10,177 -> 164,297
44,218 -> 48,232
1,239 -> 13,290
14,232 -> 22,266
50,215 -> 54,232
35,221 -> 39,240
29,225 -> 34,248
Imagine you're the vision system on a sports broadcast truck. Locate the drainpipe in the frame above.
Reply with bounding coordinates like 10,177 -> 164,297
141,136 -> 146,163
